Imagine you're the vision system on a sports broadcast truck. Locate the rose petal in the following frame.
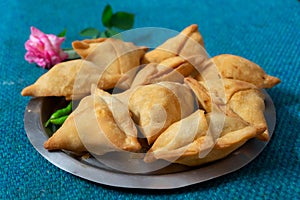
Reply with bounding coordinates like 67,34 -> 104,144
24,26 -> 67,69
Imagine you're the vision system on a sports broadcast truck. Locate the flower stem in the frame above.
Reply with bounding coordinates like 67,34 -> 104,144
63,49 -> 80,60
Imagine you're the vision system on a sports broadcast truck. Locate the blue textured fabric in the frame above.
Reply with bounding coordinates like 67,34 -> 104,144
1,0 -> 300,199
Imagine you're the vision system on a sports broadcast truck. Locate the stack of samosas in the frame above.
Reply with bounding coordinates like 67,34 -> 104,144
22,24 -> 280,167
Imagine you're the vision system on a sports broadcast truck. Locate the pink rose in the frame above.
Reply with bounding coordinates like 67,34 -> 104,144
24,26 -> 68,69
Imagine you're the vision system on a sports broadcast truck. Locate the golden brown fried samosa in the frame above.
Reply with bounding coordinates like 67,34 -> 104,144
185,77 -> 269,141
228,88 -> 269,141
221,79 -> 258,102
173,123 -> 265,166
72,38 -> 107,58
212,54 -> 281,88
44,87 -> 141,154
184,77 -> 212,112
22,39 -> 148,99
145,108 -> 266,166
144,110 -> 210,163
131,56 -> 198,88
72,38 -> 147,89
128,81 -> 195,145
21,60 -> 102,100
184,77 -> 257,113
142,24 -> 206,64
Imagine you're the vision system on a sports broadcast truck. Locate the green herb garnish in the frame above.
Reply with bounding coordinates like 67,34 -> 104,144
57,28 -> 67,37
45,102 -> 72,127
79,4 -> 135,38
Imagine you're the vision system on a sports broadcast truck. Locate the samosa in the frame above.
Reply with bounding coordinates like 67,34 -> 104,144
128,81 -> 195,145
211,54 -> 281,88
144,108 -> 266,166
44,87 -> 141,154
228,88 -> 269,141
142,24 -> 206,64
22,38 -> 147,99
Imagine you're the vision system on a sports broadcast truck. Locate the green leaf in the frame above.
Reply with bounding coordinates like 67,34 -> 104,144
111,12 -> 135,30
79,27 -> 101,38
102,4 -> 113,28
105,28 -> 119,37
57,28 -> 67,37
100,31 -> 108,38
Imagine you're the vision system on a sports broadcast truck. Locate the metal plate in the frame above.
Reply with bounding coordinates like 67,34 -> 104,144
24,90 -> 276,189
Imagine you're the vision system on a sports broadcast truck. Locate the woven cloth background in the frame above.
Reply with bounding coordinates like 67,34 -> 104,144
1,0 -> 299,199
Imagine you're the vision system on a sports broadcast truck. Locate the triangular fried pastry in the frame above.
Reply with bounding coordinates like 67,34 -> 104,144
228,88 -> 269,141
73,38 -> 148,90
184,77 -> 212,112
130,56 -> 197,88
21,60 -> 103,100
173,123 -> 266,166
72,38 -> 107,58
22,39 -> 148,99
221,79 -> 258,102
142,24 -> 205,64
206,108 -> 253,137
144,110 -> 209,163
128,81 -> 195,145
43,111 -> 86,152
145,107 -> 266,166
44,87 -> 141,154
184,77 -> 258,113
212,54 -> 281,88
